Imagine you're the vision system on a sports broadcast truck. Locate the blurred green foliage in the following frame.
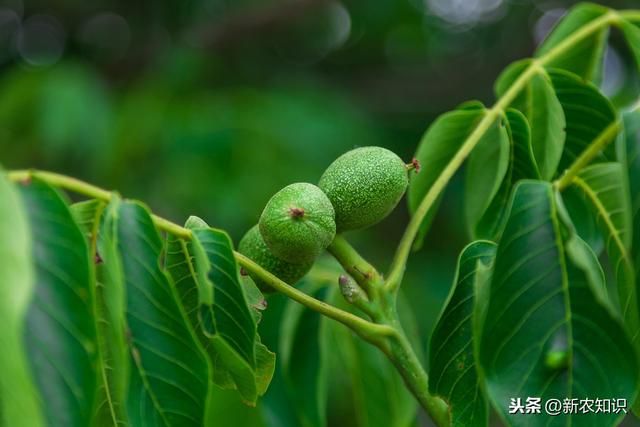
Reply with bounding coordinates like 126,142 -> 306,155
1,0 -> 639,425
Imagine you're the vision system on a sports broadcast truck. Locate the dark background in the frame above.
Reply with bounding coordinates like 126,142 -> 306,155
1,0 -> 639,425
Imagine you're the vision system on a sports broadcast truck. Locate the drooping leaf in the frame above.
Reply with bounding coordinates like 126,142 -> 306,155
72,197 -> 131,426
429,241 -> 496,427
279,282 -> 330,427
0,171 -> 44,427
568,163 -> 639,345
116,201 -> 210,427
477,181 -> 638,427
536,3 -> 610,82
17,178 -> 100,427
619,19 -> 640,74
473,109 -> 541,239
507,109 -> 542,181
464,116 -> 510,238
192,224 -> 274,404
165,217 -> 273,406
164,218 -> 211,334
549,69 -> 618,173
92,197 -> 130,427
409,107 -> 486,248
495,61 -> 566,180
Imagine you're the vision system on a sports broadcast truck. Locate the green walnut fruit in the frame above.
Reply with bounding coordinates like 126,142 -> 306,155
259,182 -> 336,263
319,146 -> 409,232
238,225 -> 313,291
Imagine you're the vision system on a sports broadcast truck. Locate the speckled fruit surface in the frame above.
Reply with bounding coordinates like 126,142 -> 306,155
259,182 -> 336,263
238,225 -> 313,291
319,146 -> 408,232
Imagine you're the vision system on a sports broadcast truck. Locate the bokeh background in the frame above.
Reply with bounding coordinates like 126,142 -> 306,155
1,0 -> 640,425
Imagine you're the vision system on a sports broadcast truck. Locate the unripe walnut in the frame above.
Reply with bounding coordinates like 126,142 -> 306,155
319,146 -> 409,232
238,225 -> 312,292
259,183 -> 336,263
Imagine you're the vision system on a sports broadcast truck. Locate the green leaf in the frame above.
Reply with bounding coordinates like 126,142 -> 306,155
70,199 -> 105,236
621,108 -> 640,414
72,197 -> 130,426
621,110 -> 640,312
254,340 -> 276,397
0,172 -> 44,427
623,110 -> 640,272
495,61 -> 566,180
429,241 -> 496,427
549,69 -> 618,173
92,198 -> 130,427
279,282 -> 330,427
116,201 -> 210,427
165,217 -> 273,406
165,218 -> 211,334
17,178 -> 100,427
619,19 -> 640,74
535,3 -> 610,82
242,275 -> 268,325
409,107 -> 486,248
191,225 -> 274,404
568,163 -> 639,345
560,187 -> 604,254
477,181 -> 638,427
473,109 -> 541,239
464,116 -> 510,238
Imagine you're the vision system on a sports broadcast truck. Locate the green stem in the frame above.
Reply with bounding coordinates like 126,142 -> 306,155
235,252 -> 394,340
6,169 -> 384,337
554,120 -> 621,191
385,11 -> 618,293
383,328 -> 450,427
327,235 -> 383,294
